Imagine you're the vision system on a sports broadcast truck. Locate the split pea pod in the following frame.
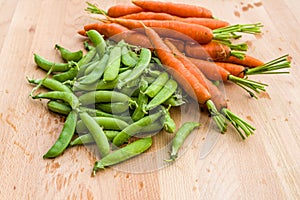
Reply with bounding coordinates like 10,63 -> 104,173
34,54 -> 73,72
55,44 -> 83,62
117,48 -> 152,89
76,116 -> 129,133
27,78 -> 72,93
103,46 -> 122,81
43,110 -> 78,158
144,71 -> 169,98
112,110 -> 163,147
165,122 -> 200,162
121,45 -> 137,68
79,54 -> 109,85
86,30 -> 106,58
146,79 -> 178,111
47,100 -> 72,115
93,137 -> 152,175
79,111 -> 110,157
31,91 -> 80,110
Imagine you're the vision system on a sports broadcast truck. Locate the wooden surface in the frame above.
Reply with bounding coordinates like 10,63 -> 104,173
1,0 -> 300,199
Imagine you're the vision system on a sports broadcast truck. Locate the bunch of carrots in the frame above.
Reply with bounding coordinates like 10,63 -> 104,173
77,0 -> 291,139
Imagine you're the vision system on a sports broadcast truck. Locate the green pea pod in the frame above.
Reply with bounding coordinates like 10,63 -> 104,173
47,100 -> 72,115
55,44 -> 83,62
52,67 -> 78,82
32,91 -> 80,110
163,95 -> 186,107
161,106 -> 176,133
121,46 -> 137,68
131,77 -> 149,121
43,110 -> 78,158
78,90 -> 133,105
77,47 -> 97,69
146,79 -> 178,111
27,77 -> 72,93
96,102 -> 129,114
93,137 -> 152,175
86,30 -> 106,58
70,130 -> 119,146
78,54 -> 109,85
144,71 -> 169,98
80,107 -> 132,122
165,122 -> 200,162
117,48 -> 152,89
103,46 -> 122,81
112,110 -> 163,147
34,54 -> 73,72
76,116 -> 129,133
79,112 -> 110,157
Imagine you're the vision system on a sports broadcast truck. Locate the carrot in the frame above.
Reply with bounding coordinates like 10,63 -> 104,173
81,23 -> 152,48
132,0 -> 213,18
143,24 -> 227,133
107,4 -> 145,18
120,11 -> 229,29
224,55 -> 264,68
164,38 -> 256,138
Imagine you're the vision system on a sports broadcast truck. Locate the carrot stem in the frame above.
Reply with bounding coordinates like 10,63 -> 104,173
228,75 -> 268,98
246,54 -> 291,75
206,100 -> 227,133
85,2 -> 107,15
221,108 -> 255,139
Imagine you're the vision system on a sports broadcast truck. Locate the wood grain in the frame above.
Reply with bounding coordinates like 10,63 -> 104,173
0,0 -> 300,199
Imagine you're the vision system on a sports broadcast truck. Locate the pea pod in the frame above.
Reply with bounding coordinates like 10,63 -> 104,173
131,77 -> 149,121
78,54 -> 109,85
55,44 -> 83,62
43,110 -> 78,158
161,106 -> 176,133
96,102 -> 129,114
52,67 -> 78,82
34,54 -> 73,72
79,111 -> 110,157
146,79 -> 178,111
144,71 -> 169,98
86,30 -> 106,58
117,48 -> 152,89
80,107 -> 132,122
165,122 -> 200,162
103,46 -> 122,81
70,130 -> 119,146
112,110 -> 163,147
27,78 -> 72,93
32,91 -> 80,109
47,100 -> 72,115
93,137 -> 152,175
76,116 -> 129,133
121,45 -> 137,68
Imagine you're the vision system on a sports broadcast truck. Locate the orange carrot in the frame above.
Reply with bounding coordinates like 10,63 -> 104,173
81,23 -> 152,48
224,55 -> 264,68
215,62 -> 246,78
132,0 -> 213,18
120,11 -> 229,29
107,4 -> 145,18
104,18 -> 213,44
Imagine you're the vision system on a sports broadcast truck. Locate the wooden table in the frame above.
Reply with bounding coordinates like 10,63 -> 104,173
1,0 -> 300,199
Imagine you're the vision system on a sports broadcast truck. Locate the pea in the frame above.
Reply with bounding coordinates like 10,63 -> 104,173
34,53 -> 73,72
112,110 -> 163,147
146,79 -> 178,111
52,67 -> 78,82
103,46 -> 122,81
131,77 -> 149,121
70,130 -> 119,146
27,78 -> 72,93
47,100 -> 72,115
86,30 -> 106,58
165,122 -> 200,162
79,111 -> 110,157
43,110 -> 78,158
80,107 -> 132,122
93,137 -> 152,175
78,90 -> 133,105
96,102 -> 129,114
55,44 -> 83,62
144,71 -> 169,98
121,46 -> 137,68
161,106 -> 176,133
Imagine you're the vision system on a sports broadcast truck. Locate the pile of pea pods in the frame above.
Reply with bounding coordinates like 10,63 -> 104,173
28,30 -> 200,176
